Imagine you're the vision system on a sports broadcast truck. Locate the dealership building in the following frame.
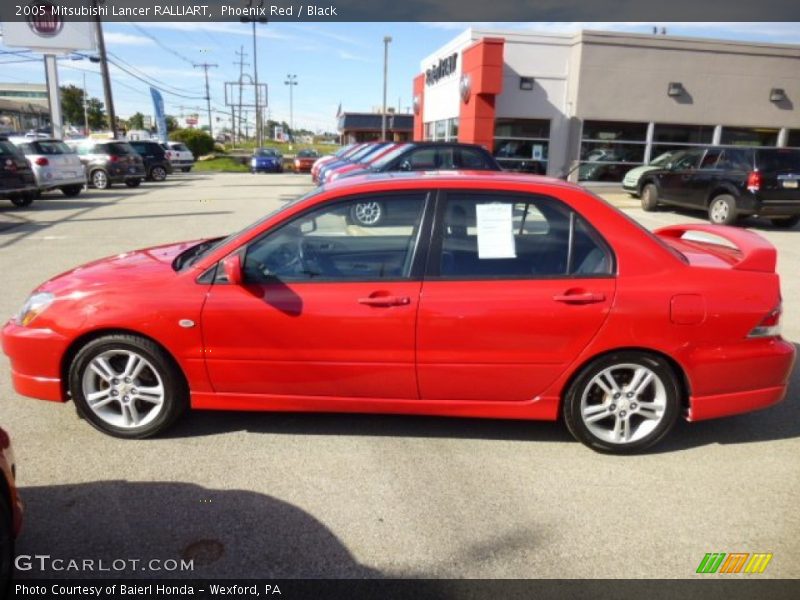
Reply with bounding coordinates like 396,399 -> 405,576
412,29 -> 800,181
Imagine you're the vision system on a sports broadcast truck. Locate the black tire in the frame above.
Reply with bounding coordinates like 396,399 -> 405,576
181,167 -> 192,173
0,490 -> 12,596
349,201 -> 384,227
640,183 -> 659,211
563,351 -> 681,454
91,169 -> 110,190
68,334 -> 188,439
708,194 -> 738,225
8,193 -> 34,207
770,216 -> 800,229
150,166 -> 167,182
125,179 -> 142,188
60,185 -> 83,198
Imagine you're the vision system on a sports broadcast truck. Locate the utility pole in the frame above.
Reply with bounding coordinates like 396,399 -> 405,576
82,72 -> 90,135
233,46 -> 249,144
284,74 -> 297,142
194,62 -> 218,138
93,2 -> 117,138
240,16 -> 268,146
382,36 -> 392,142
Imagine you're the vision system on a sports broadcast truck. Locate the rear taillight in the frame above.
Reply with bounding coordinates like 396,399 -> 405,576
748,304 -> 782,338
3,158 -> 16,172
35,157 -> 49,166
109,155 -> 119,163
746,171 -> 761,192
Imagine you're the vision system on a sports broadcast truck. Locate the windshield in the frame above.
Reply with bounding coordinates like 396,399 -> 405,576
255,148 -> 278,157
176,187 -> 325,271
649,151 -> 676,167
370,144 -> 412,169
298,149 -> 318,157
0,141 -> 23,156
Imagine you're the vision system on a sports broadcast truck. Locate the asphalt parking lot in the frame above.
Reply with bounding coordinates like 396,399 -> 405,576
1,172 -> 798,579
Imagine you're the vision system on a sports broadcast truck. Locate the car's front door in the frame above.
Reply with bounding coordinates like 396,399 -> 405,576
200,192 -> 430,399
656,148 -> 704,204
416,191 -> 616,402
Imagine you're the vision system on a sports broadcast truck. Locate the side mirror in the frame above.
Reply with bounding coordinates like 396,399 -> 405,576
300,219 -> 317,234
221,254 -> 243,285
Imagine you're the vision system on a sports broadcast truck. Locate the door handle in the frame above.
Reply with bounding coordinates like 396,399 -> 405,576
553,292 -> 606,305
358,296 -> 411,307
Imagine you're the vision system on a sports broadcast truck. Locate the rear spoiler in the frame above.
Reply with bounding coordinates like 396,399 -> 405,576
654,224 -> 776,273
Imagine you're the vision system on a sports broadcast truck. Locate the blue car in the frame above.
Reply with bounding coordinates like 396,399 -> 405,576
251,148 -> 283,173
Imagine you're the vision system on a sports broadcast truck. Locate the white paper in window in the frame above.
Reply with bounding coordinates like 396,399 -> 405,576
475,203 -> 516,259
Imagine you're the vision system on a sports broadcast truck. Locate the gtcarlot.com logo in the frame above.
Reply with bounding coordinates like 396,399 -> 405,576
696,552 -> 773,574
14,554 -> 194,573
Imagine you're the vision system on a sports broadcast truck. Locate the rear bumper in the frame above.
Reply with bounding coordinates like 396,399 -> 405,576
735,192 -> 800,216
686,338 -> 795,421
38,175 -> 86,190
1,183 -> 38,197
1,320 -> 68,402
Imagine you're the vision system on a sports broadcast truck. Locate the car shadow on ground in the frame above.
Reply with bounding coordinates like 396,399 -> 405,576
169,345 -> 800,454
15,480 -> 380,579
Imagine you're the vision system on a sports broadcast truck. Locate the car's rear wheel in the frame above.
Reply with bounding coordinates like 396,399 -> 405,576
9,193 -> 34,207
350,201 -> 384,227
563,352 -> 681,453
150,166 -> 167,182
125,179 -> 141,188
0,491 -> 12,594
91,170 -> 110,190
708,194 -> 738,225
69,334 -> 188,439
61,185 -> 83,198
770,216 -> 800,229
640,183 -> 659,211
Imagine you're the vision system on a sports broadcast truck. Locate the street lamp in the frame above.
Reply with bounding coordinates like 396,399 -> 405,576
240,15 -> 268,146
382,36 -> 392,142
284,74 -> 297,143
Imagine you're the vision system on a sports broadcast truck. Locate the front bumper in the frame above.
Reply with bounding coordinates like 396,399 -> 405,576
251,162 -> 282,172
1,320 -> 69,402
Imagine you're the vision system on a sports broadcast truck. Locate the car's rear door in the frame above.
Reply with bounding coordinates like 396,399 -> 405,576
416,190 -> 616,402
201,191 -> 432,399
756,148 -> 800,204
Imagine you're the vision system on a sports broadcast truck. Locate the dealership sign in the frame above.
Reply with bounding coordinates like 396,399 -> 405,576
1,1 -> 96,53
425,53 -> 458,86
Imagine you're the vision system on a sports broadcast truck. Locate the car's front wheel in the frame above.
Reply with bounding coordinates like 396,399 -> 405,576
640,183 -> 659,211
708,194 -> 738,225
91,170 -> 110,190
150,166 -> 167,181
563,352 -> 681,453
0,491 -> 12,596
69,334 -> 188,438
8,193 -> 34,207
350,201 -> 384,227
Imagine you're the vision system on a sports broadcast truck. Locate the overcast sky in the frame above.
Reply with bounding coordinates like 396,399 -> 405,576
1,22 -> 798,132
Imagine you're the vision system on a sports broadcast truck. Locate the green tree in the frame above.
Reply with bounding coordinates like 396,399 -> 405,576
60,84 -> 86,126
86,98 -> 106,130
170,128 -> 214,157
165,115 -> 179,133
127,112 -> 145,130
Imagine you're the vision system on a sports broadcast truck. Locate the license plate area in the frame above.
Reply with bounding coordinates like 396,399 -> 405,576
782,179 -> 798,189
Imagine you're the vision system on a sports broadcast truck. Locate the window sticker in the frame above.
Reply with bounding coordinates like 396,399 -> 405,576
475,203 -> 516,259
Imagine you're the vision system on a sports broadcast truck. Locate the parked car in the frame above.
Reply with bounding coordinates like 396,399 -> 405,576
322,143 -> 403,184
161,141 -> 195,173
1,425 -> 23,590
639,146 -> 800,226
128,140 -> 173,182
68,140 -> 146,189
332,142 -> 502,226
251,148 -> 283,173
316,142 -> 386,184
0,136 -> 38,207
9,137 -> 86,198
293,149 -> 320,173
622,150 -> 682,197
311,143 -> 362,183
2,172 -> 794,453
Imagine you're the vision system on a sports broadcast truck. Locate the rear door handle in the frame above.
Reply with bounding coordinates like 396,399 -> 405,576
358,296 -> 411,307
553,292 -> 606,305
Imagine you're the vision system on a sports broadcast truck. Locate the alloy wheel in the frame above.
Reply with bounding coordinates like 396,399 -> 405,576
352,202 -> 383,226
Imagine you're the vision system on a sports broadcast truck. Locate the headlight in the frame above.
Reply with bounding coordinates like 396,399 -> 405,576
16,292 -> 54,326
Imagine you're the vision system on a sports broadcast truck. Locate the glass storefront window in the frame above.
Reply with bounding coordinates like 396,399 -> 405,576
447,118 -> 458,141
579,120 -> 648,182
581,120 -> 648,142
424,122 -> 433,141
786,130 -> 800,148
493,119 -> 550,174
652,123 -> 714,145
435,120 -> 447,141
720,127 -> 779,146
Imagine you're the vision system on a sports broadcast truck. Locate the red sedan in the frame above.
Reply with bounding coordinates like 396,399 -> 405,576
1,173 -> 794,452
1,426 -> 22,584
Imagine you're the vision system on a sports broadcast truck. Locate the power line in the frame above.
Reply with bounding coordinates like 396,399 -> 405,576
194,62 -> 218,137
126,20 -> 196,66
107,51 -> 204,97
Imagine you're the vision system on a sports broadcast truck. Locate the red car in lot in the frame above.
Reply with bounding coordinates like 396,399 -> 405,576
1,173 -> 794,453
1,425 -> 22,587
293,149 -> 321,173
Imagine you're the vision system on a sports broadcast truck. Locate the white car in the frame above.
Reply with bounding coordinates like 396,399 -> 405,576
9,137 -> 86,197
161,142 -> 195,172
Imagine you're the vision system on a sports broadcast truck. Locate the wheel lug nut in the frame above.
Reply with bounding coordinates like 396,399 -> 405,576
124,377 -> 132,384
626,393 -> 634,398
613,393 -> 621,399
111,378 -> 119,385
630,403 -> 638,409
620,410 -> 627,417
123,395 -> 130,402
111,390 -> 119,396
609,404 -> 616,411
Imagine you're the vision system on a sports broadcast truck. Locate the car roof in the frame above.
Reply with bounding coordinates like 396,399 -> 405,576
8,137 -> 63,144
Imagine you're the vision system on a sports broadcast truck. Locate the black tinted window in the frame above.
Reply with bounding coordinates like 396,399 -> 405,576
0,141 -> 22,156
100,143 -> 135,155
438,193 -> 612,278
459,147 -> 491,169
756,149 -> 800,172
717,148 -> 753,171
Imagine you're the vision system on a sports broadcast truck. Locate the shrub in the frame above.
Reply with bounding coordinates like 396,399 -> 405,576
169,129 -> 214,158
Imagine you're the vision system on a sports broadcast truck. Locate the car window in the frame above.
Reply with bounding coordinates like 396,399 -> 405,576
437,193 -> 612,278
672,151 -> 702,170
436,148 -> 457,169
0,140 -> 23,156
406,148 -> 437,170
242,193 -> 427,283
699,149 -> 722,169
458,147 -> 490,169
756,149 -> 800,172
717,148 -> 753,171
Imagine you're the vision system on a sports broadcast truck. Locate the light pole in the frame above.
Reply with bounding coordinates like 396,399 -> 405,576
240,16 -> 268,146
381,36 -> 392,142
284,74 -> 297,142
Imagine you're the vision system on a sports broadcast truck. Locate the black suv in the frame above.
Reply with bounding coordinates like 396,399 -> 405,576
0,136 -> 38,207
639,146 -> 800,227
128,140 -> 173,182
68,140 -> 146,189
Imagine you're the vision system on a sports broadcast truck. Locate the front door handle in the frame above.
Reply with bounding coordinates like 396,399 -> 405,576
553,292 -> 606,305
358,296 -> 411,307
